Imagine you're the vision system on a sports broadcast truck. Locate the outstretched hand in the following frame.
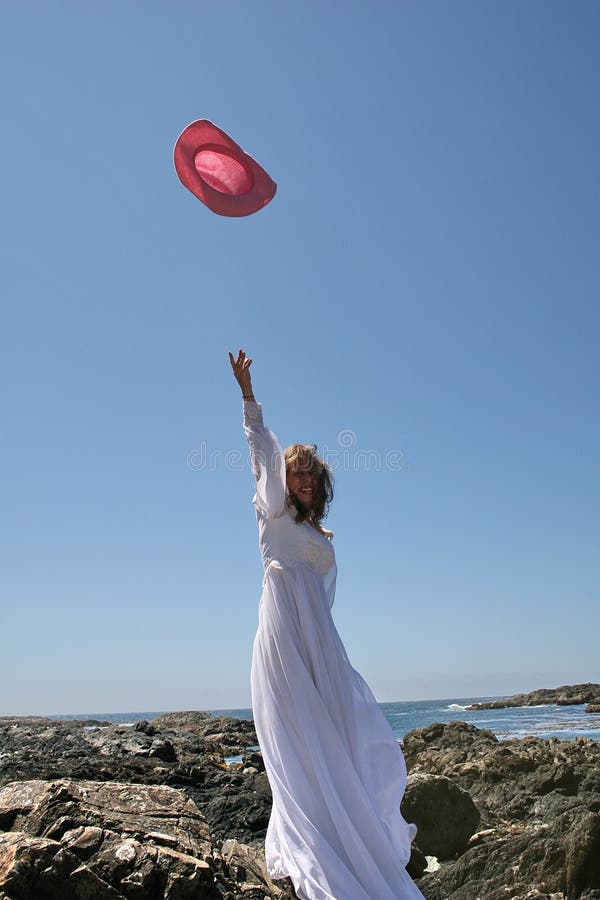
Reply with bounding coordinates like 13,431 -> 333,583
229,348 -> 254,397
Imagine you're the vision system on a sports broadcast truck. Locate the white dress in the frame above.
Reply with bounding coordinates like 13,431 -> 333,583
243,400 -> 425,900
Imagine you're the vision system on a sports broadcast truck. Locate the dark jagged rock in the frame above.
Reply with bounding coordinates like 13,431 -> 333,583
148,738 -> 177,762
404,721 -> 600,898
418,804 -> 600,899
406,843 -> 428,879
186,769 -> 272,845
242,749 -> 265,773
403,721 -> 600,825
466,682 -> 600,711
0,715 -> 256,787
134,720 -> 157,736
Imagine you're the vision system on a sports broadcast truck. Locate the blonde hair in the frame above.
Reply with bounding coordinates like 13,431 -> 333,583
284,444 -> 334,526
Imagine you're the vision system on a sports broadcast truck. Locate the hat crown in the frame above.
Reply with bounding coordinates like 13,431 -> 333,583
194,145 -> 254,197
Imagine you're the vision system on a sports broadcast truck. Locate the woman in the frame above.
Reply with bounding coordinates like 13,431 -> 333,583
229,349 -> 425,900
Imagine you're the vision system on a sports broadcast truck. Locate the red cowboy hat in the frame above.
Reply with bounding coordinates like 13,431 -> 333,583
173,119 -> 277,217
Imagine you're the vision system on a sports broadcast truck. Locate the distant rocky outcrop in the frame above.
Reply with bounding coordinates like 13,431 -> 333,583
465,682 -> 600,711
1,710 -> 600,898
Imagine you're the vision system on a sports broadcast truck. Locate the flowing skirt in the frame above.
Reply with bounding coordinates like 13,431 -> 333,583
251,562 -> 425,900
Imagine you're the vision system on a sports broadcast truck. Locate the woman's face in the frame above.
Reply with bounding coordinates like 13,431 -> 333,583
287,462 -> 317,509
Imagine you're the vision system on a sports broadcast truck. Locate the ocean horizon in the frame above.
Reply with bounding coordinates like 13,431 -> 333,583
43,695 -> 600,743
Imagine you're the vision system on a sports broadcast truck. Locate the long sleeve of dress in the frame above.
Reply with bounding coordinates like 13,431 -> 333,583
243,400 -> 287,519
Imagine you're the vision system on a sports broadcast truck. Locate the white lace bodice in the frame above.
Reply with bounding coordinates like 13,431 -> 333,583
259,505 -> 335,576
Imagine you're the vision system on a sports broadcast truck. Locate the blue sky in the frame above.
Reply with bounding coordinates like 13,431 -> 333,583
2,1 -> 598,715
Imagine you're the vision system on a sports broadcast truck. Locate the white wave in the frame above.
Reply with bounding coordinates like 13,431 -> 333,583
447,703 -> 469,711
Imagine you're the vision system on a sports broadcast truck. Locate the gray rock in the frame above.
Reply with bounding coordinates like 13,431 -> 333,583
564,809 -> 600,896
406,843 -> 428,879
149,739 -> 177,762
134,720 -> 157,736
242,750 -> 265,772
401,773 -> 480,859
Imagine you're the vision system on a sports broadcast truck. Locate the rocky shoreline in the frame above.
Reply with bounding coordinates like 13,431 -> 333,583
1,701 -> 599,899
465,682 -> 600,713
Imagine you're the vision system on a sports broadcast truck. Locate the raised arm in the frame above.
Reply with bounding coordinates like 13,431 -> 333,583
229,349 -> 287,518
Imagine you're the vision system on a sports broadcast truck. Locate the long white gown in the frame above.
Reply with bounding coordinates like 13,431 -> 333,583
243,400 -> 425,900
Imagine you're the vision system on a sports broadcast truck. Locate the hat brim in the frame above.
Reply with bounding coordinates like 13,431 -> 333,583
173,120 -> 277,218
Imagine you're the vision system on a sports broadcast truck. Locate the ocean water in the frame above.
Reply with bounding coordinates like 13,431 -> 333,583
52,696 -> 600,742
